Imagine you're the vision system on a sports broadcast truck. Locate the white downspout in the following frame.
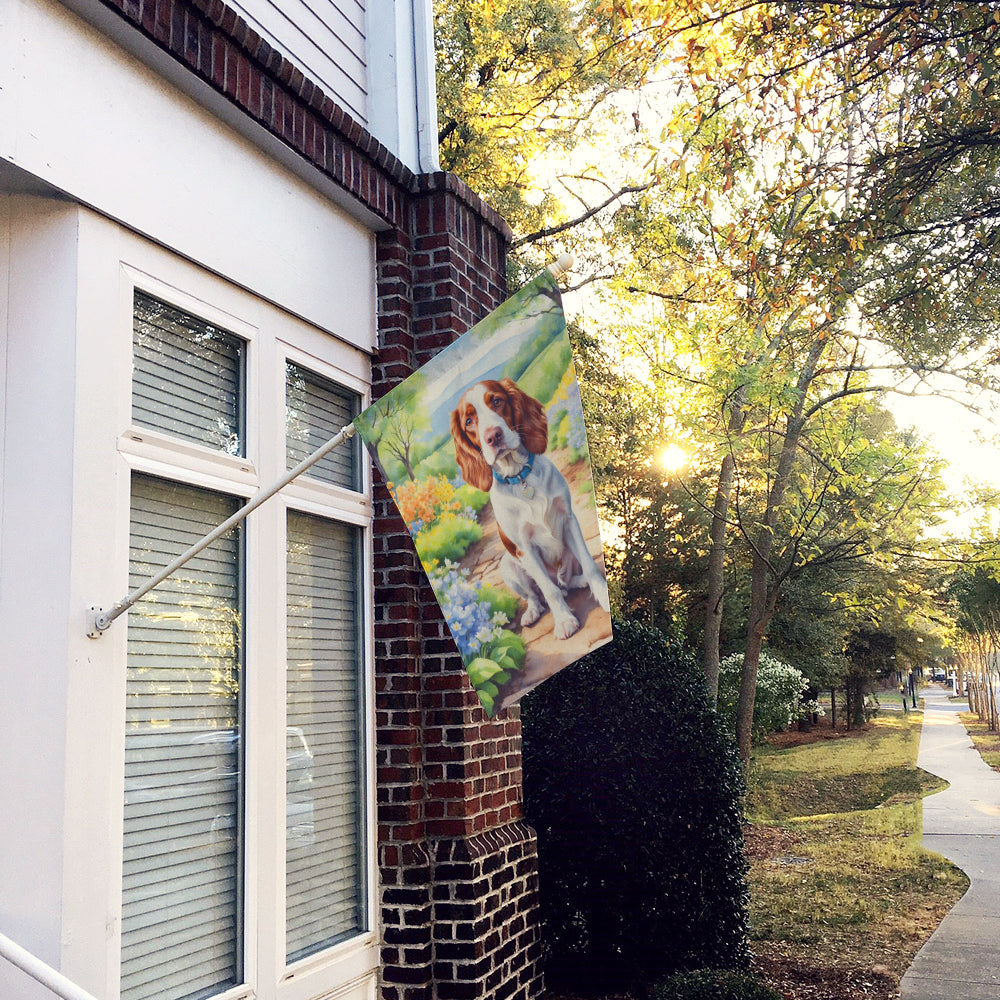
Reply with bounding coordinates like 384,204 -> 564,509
411,0 -> 440,173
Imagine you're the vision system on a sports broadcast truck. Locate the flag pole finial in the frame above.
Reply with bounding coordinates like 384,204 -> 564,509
547,253 -> 575,279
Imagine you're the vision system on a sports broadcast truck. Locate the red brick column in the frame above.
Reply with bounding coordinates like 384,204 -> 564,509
373,180 -> 542,1000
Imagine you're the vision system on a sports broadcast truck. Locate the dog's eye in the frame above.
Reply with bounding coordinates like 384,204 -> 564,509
489,396 -> 502,409
465,415 -> 474,427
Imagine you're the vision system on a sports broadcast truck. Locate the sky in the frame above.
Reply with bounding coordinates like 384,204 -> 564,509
888,390 -> 1000,536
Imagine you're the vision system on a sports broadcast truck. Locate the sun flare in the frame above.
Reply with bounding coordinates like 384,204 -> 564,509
658,443 -> 689,473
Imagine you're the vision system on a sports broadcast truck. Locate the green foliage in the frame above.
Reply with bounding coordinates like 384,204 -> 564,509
412,436 -> 459,480
414,514 -> 483,564
522,619 -> 749,988
653,970 -> 783,1000
718,652 -> 808,744
467,629 -> 526,716
454,483 -> 490,512
467,629 -> 525,718
435,0 -> 659,236
479,584 -> 519,622
549,408 -> 570,449
513,334 -> 572,406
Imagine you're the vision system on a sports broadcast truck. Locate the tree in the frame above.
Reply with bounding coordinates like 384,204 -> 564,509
435,0 -> 672,275
844,628 -> 896,729
435,0 -> 1000,766
949,563 -> 1000,731
362,376 -> 429,482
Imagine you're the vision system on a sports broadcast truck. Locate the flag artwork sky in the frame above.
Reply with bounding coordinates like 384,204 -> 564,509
354,271 -> 613,716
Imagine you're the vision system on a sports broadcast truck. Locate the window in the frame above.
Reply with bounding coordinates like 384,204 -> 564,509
123,476 -> 244,1000
285,512 -> 366,960
132,291 -> 245,456
121,286 -> 372,1000
286,361 -> 361,490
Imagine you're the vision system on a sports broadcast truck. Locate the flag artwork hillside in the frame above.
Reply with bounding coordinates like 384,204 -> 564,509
354,271 -> 612,716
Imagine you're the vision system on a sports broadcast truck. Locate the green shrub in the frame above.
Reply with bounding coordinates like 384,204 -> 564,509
653,970 -> 783,1000
414,514 -> 482,564
454,483 -> 490,512
718,651 -> 808,743
522,619 -> 750,990
479,584 -> 519,621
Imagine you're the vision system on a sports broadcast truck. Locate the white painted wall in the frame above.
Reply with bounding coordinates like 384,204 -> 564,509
0,197 -> 377,1000
0,197 -> 79,1000
0,0 -> 377,353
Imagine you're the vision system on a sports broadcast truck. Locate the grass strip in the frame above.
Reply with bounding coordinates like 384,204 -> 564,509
746,712 -> 967,984
958,711 -> 1000,771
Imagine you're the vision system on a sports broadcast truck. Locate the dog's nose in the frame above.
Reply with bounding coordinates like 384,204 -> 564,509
484,426 -> 504,450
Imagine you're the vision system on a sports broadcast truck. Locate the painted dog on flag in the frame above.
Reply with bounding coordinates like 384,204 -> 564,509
450,378 -> 610,639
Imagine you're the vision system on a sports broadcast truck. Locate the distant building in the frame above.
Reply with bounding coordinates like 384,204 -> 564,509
0,2 -> 541,999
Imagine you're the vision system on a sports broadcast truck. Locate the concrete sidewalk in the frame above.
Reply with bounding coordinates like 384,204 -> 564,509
900,688 -> 1000,1000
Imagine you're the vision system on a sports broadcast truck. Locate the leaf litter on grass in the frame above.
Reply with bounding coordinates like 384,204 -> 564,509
746,712 -> 967,999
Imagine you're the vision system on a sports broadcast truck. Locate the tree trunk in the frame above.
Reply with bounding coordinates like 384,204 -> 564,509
703,451 -> 737,707
734,330 -> 828,771
735,418 -> 808,765
736,548 -> 776,765
702,396 -> 746,708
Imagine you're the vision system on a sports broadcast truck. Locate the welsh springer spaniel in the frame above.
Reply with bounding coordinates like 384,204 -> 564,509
450,378 -> 610,639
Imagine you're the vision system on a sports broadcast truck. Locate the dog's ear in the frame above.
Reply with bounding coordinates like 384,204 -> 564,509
450,408 -> 494,492
501,378 -> 548,454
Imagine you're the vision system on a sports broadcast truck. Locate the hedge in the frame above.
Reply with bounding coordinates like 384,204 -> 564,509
653,970 -> 783,1000
521,619 -> 750,990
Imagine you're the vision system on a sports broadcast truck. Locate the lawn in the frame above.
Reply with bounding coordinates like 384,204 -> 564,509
746,712 -> 968,999
958,711 -> 1000,771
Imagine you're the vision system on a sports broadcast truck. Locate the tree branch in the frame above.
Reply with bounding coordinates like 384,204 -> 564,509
510,182 -> 655,249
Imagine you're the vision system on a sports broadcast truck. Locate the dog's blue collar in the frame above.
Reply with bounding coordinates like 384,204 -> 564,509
493,452 -> 535,486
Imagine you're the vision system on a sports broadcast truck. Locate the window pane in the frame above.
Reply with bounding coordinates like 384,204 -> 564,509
133,291 -> 245,456
286,362 -> 361,490
123,474 -> 244,1000
286,511 -> 366,962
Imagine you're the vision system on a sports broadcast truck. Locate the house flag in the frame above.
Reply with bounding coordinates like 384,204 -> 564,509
353,270 -> 612,717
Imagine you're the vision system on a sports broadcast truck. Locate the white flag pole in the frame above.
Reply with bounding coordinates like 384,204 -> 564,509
87,423 -> 357,637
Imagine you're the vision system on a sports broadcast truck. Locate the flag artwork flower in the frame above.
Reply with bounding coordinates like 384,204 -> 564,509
354,271 -> 612,716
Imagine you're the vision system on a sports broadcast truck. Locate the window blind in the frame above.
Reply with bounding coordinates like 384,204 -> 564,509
133,291 -> 245,456
285,362 -> 360,490
122,474 -> 244,1000
285,511 -> 366,962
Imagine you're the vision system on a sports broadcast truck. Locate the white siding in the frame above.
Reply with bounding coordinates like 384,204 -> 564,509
231,0 -> 368,125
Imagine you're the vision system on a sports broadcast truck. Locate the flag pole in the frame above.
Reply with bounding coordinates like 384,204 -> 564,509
87,423 -> 357,637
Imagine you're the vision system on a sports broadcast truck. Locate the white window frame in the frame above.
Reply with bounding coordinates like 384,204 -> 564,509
114,259 -> 377,1000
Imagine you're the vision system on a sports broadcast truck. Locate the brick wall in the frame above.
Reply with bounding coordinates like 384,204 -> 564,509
374,185 -> 542,1000
95,0 -> 543,996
